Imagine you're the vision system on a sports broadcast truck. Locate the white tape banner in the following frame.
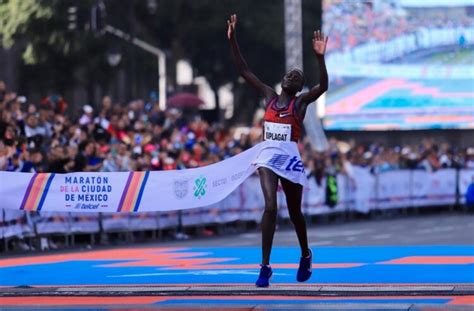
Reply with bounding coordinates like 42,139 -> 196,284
0,141 -> 308,213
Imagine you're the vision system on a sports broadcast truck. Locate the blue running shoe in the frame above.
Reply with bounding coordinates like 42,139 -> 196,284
296,249 -> 312,282
255,264 -> 272,287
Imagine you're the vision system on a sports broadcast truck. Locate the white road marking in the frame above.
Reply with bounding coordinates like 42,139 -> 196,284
316,229 -> 373,238
371,234 -> 392,240
311,241 -> 333,246
107,270 -> 289,278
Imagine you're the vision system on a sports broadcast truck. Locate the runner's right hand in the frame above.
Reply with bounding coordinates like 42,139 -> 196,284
227,14 -> 237,40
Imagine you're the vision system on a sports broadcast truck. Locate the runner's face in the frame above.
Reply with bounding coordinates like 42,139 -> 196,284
282,70 -> 304,93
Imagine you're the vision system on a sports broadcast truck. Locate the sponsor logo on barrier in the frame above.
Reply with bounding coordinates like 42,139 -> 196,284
212,178 -> 227,187
193,176 -> 207,199
414,181 -> 424,190
231,171 -> 245,181
62,174 -> 112,208
74,203 -> 99,210
266,154 -> 305,173
173,179 -> 189,199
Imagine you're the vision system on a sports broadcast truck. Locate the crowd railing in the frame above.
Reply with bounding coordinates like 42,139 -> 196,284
1,168 -> 473,252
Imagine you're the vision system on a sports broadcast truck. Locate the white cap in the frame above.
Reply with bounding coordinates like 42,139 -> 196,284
83,105 -> 93,114
17,96 -> 27,103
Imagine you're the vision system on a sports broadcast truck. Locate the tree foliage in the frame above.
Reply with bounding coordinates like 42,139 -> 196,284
0,0 -> 52,49
0,0 -> 322,123
1,0 -> 117,98
133,0 -> 286,123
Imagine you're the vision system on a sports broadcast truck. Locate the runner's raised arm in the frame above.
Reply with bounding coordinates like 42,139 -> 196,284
227,14 -> 276,101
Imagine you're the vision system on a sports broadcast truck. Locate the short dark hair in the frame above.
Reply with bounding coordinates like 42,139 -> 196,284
287,68 -> 306,85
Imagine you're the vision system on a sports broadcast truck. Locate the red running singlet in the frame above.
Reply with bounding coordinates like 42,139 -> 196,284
263,96 -> 302,142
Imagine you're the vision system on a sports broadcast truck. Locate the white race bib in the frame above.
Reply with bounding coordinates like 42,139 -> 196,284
264,121 -> 292,142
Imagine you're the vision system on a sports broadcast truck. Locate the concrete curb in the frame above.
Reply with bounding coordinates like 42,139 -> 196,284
2,284 -> 473,297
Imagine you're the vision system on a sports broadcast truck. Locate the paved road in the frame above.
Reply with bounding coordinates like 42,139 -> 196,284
1,211 -> 473,310
161,211 -> 474,248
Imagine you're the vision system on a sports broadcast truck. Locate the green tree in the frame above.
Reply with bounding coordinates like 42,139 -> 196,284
1,0 -> 321,123
0,0 -> 52,50
133,0 -> 285,124
0,0 -> 115,107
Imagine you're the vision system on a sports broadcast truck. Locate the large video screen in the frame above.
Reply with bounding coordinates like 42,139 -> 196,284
322,0 -> 474,130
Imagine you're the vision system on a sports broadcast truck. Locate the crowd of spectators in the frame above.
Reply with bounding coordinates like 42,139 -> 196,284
310,136 -> 474,182
323,0 -> 474,53
0,83 -> 255,175
1,81 -> 474,179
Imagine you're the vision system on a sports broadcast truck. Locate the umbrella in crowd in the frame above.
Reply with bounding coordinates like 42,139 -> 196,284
167,92 -> 204,109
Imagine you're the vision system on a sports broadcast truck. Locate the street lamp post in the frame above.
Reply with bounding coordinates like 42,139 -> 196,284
284,0 -> 328,152
104,25 -> 167,110
106,48 -> 122,67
